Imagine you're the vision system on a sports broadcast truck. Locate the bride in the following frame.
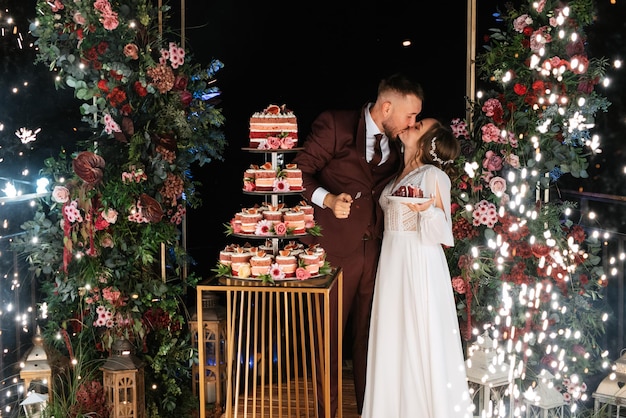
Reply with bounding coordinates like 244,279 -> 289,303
361,118 -> 473,418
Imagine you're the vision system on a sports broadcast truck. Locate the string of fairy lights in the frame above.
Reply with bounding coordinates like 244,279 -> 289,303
1,1 -> 626,417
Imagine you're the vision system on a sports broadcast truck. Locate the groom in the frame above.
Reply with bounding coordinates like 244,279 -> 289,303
293,73 -> 424,417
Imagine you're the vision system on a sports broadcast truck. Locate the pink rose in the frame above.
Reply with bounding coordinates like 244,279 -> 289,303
266,137 -> 282,149
489,176 -> 507,195
451,276 -> 466,294
100,234 -> 114,248
273,222 -> 287,236
280,137 -> 296,149
482,150 -> 503,172
73,11 -> 86,25
51,185 -> 70,203
123,43 -> 139,60
480,123 -> 500,143
102,208 -> 118,224
295,267 -> 311,281
505,153 -> 520,168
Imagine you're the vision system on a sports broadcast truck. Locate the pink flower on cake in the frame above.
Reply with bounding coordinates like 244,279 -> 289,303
270,263 -> 286,281
295,267 -> 311,281
280,137 -> 296,149
273,222 -> 287,236
265,136 -> 282,149
243,181 -> 255,192
255,219 -> 273,236
273,178 -> 290,192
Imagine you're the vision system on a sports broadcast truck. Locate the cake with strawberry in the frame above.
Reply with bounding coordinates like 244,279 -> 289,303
393,184 -> 423,197
249,104 -> 298,149
281,164 -> 303,191
254,162 -> 277,191
250,251 -> 273,277
283,210 -> 306,234
299,251 -> 320,275
296,200 -> 314,224
275,250 -> 298,278
239,209 -> 262,234
262,203 -> 284,223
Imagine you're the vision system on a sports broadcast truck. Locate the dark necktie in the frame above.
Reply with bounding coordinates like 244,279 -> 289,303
371,133 -> 383,166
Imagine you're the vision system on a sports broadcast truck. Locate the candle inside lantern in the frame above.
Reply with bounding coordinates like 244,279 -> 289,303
205,381 -> 216,404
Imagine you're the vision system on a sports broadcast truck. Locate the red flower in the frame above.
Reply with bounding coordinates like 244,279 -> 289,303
179,90 -> 193,107
513,83 -> 528,95
94,217 -> 109,231
97,41 -> 108,55
173,75 -> 188,90
134,81 -> 148,97
97,79 -> 109,92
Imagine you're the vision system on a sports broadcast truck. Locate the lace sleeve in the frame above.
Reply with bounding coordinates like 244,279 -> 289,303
419,168 -> 454,246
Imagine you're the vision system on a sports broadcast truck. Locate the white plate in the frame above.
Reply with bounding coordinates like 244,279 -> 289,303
386,195 -> 431,204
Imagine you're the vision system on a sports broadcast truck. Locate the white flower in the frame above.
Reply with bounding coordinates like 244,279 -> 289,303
51,185 -> 70,203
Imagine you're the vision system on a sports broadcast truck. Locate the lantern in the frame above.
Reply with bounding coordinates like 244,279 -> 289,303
465,331 -> 513,417
523,370 -> 564,418
20,327 -> 53,396
101,338 -> 145,418
20,391 -> 48,418
190,291 -> 227,409
593,350 -> 626,416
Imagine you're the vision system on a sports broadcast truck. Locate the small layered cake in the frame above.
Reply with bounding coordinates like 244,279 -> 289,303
249,104 -> 298,149
219,245 -> 236,266
254,162 -> 277,192
243,166 -> 256,191
299,252 -> 320,275
309,244 -> 326,267
283,210 -> 306,234
240,209 -> 262,234
250,251 -> 273,277
281,164 -> 303,191
275,250 -> 298,278
262,203 -> 284,223
230,247 -> 253,277
296,200 -> 314,224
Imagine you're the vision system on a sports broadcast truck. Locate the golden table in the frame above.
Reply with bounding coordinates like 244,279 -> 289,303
196,268 -> 343,418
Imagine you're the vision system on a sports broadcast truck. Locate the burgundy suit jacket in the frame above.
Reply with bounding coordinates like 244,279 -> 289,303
293,105 -> 401,258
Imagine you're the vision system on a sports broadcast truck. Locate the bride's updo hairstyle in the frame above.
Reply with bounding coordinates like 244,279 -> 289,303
419,120 -> 460,177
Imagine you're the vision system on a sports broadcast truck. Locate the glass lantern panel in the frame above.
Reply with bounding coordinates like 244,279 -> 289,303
119,386 -> 134,403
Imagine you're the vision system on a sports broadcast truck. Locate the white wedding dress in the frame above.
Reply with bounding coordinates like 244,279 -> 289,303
362,165 -> 473,418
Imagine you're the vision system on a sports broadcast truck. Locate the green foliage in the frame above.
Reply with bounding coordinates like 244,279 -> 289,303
446,0 -> 612,413
13,0 -> 227,416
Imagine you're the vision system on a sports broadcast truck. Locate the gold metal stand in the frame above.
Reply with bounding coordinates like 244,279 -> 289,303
197,268 -> 343,418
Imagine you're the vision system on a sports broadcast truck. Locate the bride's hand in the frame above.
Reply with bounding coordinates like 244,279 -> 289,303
403,196 -> 435,212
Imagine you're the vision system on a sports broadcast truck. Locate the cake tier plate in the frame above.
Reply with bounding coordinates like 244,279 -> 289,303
241,147 -> 303,153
